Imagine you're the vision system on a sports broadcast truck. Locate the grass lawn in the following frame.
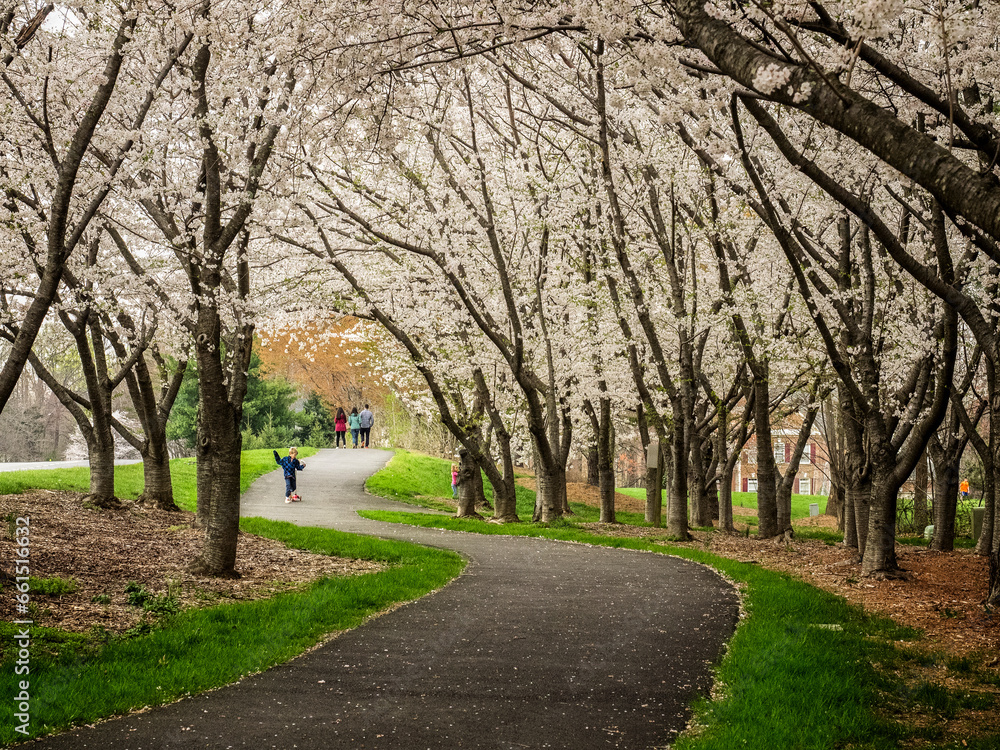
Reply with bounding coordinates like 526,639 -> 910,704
0,451 -> 464,743
361,450 -> 999,750
617,487 -> 830,520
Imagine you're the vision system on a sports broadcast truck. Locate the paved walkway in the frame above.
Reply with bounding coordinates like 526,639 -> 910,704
33,449 -> 739,749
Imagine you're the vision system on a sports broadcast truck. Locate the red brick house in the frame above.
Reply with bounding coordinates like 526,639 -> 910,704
734,414 -> 832,496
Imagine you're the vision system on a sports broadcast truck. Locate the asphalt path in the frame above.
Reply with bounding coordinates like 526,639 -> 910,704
30,448 -> 739,749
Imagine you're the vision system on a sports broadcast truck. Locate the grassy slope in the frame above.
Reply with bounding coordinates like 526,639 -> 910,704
0,450 -> 464,743
361,450 -> 999,750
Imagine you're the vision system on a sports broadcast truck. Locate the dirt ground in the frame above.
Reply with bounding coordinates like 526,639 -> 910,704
0,490 -> 383,636
554,480 -> 1000,660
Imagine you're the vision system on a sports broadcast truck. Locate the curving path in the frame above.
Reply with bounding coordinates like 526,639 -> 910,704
32,449 -> 739,749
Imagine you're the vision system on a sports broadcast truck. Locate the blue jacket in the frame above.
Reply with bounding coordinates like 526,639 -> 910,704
274,451 -> 304,478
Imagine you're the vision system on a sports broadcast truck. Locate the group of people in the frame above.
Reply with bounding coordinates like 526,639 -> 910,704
334,404 -> 375,449
272,403 -> 377,504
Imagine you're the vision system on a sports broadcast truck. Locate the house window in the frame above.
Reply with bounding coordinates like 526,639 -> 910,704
747,478 -> 758,492
746,447 -> 757,464
774,441 -> 785,464
802,444 -> 811,464
799,477 -> 811,495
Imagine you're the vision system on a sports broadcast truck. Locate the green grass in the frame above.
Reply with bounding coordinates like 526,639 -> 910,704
617,487 -> 830,520
0,450 -> 464,744
0,448 -> 315,513
363,453 -> 996,750
370,449 -> 650,524
29,577 -> 78,597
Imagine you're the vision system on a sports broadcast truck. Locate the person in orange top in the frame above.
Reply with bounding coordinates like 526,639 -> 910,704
960,479 -> 970,498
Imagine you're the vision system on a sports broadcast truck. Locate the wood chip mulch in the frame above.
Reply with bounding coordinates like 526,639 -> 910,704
0,490 -> 383,637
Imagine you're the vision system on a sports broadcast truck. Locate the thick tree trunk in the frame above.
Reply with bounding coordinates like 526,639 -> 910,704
666,425 -> 690,539
190,428 -> 242,577
456,449 -> 482,518
645,442 -> 663,528
861,468 -> 900,577
841,391 -> 867,550
753,374 -> 779,538
848,480 -> 870,553
86,429 -> 118,508
929,438 -> 960,551
189,304 -> 252,576
825,482 -> 845,529
597,399 -> 616,523
689,434 -> 710,527
989,548 -> 1000,607
587,445 -> 600,487
140,443 -> 177,511
195,410 -> 212,527
490,437 -> 519,523
975,450 -> 996,556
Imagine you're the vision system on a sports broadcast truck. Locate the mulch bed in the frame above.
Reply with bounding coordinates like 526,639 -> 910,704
0,490 -> 383,636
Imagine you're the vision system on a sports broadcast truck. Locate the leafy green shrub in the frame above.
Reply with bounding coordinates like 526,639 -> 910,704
91,593 -> 111,604
124,582 -> 152,607
30,577 -> 78,597
143,594 -> 180,617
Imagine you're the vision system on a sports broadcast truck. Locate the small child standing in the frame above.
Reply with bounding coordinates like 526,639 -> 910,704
451,463 -> 459,499
274,447 -> 306,503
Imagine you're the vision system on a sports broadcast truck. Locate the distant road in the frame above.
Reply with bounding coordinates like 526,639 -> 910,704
0,459 -> 142,472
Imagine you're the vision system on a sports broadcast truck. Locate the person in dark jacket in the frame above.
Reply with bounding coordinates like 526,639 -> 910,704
359,404 -> 374,448
274,446 -> 305,502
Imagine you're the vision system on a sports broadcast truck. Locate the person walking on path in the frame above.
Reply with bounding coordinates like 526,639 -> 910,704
334,407 -> 348,448
273,446 -> 305,502
451,463 -> 459,498
348,407 -> 361,448
961,478 -> 970,498
359,403 -> 374,448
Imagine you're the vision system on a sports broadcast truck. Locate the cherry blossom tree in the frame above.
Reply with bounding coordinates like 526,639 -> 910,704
0,1 -> 192,414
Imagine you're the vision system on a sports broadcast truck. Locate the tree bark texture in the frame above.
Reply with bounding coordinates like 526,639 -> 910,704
597,398 -> 616,523
913,452 -> 929,531
753,374 -> 779,538
456,450 -> 482,518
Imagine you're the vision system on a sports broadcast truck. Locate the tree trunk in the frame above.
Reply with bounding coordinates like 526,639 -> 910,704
140,441 -> 177,511
913,452 -> 929,531
195,409 -> 212,527
666,423 -> 690,539
689,434 -> 710,527
646,466 -> 663,527
597,398 -> 616,523
587,445 -> 600,487
490,436 -> 519,523
975,447 -> 996,556
753,374 -> 779,538
188,301 -> 252,576
929,435 -> 960,551
825,482 -> 845,529
190,427 -> 242,577
456,449 -> 482,518
85,427 -> 118,508
861,467 -> 900,576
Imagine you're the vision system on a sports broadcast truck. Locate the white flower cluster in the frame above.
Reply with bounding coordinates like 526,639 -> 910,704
752,63 -> 793,95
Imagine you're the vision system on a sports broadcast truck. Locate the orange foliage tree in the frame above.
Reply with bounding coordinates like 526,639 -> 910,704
256,318 -> 388,413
